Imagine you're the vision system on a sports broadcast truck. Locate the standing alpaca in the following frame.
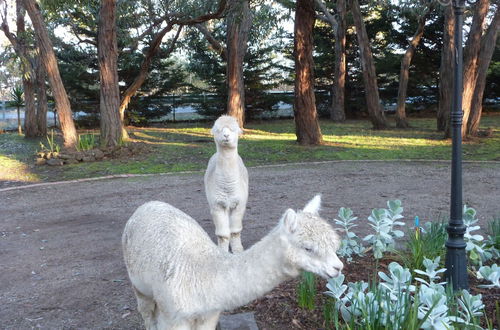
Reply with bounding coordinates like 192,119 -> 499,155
204,115 -> 248,252
122,195 -> 343,330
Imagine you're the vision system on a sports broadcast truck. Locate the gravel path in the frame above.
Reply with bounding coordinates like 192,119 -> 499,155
1,160 -> 499,329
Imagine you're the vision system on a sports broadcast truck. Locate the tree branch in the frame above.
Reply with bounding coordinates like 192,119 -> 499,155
194,22 -> 227,60
315,0 -> 338,35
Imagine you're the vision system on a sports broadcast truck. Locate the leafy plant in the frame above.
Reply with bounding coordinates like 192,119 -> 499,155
324,261 -> 486,330
78,133 -> 96,151
485,218 -> 500,258
400,220 -> 447,272
297,271 -> 317,310
8,86 -> 24,135
363,200 -> 405,259
463,205 -> 491,266
476,264 -> 500,288
39,129 -> 60,153
414,257 -> 447,287
334,207 -> 364,262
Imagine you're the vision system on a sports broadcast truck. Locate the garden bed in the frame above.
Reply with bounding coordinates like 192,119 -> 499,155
236,256 -> 499,329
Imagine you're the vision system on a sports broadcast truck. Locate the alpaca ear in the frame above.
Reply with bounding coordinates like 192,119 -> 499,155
281,209 -> 298,233
303,195 -> 321,215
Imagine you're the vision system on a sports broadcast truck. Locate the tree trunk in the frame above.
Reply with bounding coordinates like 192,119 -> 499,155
35,56 -> 48,136
226,0 -> 253,127
17,106 -> 22,135
22,77 -> 37,137
23,0 -> 77,149
395,7 -> 430,128
16,0 -> 37,137
332,0 -> 347,122
467,8 -> 500,136
98,0 -> 122,148
351,0 -> 387,129
294,0 -> 323,145
437,4 -> 454,135
461,0 -> 489,138
313,0 -> 346,121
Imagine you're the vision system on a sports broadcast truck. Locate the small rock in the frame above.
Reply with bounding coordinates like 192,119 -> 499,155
58,153 -> 73,160
94,149 -> 104,160
75,152 -> 85,161
46,158 -> 64,166
82,156 -> 95,162
64,158 -> 79,165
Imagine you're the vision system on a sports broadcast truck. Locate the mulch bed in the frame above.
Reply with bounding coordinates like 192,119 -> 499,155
233,256 -> 499,329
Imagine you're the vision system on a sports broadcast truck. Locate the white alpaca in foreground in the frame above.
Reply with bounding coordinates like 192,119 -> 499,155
204,115 -> 248,252
122,195 -> 343,330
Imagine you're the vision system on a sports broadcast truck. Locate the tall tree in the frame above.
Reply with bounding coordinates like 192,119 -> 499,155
294,0 -> 323,145
97,0 -> 122,148
34,53 -> 47,135
437,4 -> 454,134
461,0 -> 490,138
22,0 -> 77,148
1,0 -> 38,137
315,0 -> 347,122
395,2 -> 433,128
118,0 -> 228,132
467,8 -> 500,136
351,0 -> 387,129
226,0 -> 253,127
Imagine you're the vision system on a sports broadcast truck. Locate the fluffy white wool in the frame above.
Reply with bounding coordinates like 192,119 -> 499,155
122,196 -> 343,329
204,115 -> 248,252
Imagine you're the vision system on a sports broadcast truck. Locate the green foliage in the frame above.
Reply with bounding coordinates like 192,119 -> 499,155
8,86 -> 25,108
486,218 -> 500,251
297,271 -> 317,310
77,133 -> 97,151
39,130 -> 60,153
324,261 -> 487,329
334,207 -> 365,262
399,220 -> 447,272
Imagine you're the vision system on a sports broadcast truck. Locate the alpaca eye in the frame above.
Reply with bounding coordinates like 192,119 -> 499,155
304,247 -> 314,253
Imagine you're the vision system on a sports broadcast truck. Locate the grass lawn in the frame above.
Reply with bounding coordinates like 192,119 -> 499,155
1,115 -> 499,183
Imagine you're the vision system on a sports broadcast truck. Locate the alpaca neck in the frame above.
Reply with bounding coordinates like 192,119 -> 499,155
215,144 -> 238,159
212,227 -> 298,310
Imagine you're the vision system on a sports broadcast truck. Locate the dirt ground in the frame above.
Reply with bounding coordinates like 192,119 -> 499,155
1,160 -> 499,329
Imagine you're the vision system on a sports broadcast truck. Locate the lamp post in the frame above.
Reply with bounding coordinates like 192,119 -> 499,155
445,0 -> 468,291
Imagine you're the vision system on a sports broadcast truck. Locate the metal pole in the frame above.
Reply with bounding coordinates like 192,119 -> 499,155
445,0 -> 468,291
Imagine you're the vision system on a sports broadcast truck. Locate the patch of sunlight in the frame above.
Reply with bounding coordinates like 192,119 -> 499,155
0,155 -> 39,182
323,135 -> 449,148
243,132 -> 296,141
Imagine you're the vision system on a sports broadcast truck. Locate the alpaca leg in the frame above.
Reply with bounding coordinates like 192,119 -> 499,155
133,287 -> 157,330
229,204 -> 245,253
195,311 -> 221,330
211,207 -> 230,252
157,315 -> 191,330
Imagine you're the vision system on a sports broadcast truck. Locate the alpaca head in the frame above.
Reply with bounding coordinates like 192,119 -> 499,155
279,195 -> 343,279
211,115 -> 242,149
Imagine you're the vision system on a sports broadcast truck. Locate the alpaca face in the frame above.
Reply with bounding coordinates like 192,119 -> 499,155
211,115 -> 242,149
281,196 -> 344,279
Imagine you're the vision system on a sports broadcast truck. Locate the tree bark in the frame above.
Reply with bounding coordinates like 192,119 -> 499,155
23,0 -> 77,149
15,0 -> 37,137
195,23 -> 227,61
98,0 -> 122,148
226,0 -> 253,127
467,8 -> 500,136
437,4 -> 454,135
350,0 -> 387,129
294,0 -> 323,145
35,55 -> 48,136
461,0 -> 489,138
395,6 -> 431,129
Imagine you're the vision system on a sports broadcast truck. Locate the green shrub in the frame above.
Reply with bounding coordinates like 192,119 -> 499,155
297,271 -> 317,310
